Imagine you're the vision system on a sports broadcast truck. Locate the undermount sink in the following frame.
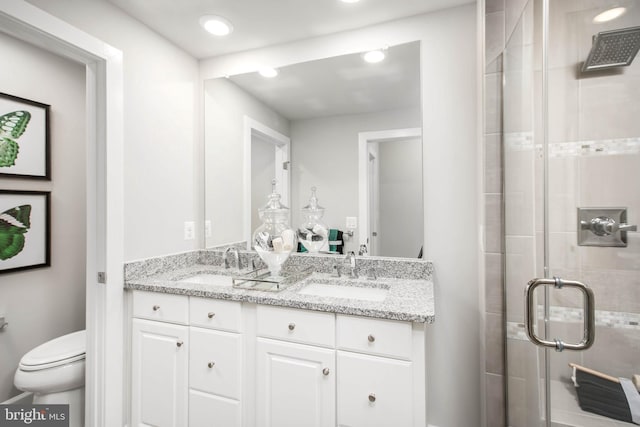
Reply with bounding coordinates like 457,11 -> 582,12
178,273 -> 233,286
297,282 -> 388,302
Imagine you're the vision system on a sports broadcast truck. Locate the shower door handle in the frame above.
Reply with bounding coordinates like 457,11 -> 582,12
524,277 -> 595,352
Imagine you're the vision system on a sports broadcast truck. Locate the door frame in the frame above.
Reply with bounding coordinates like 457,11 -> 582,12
358,127 -> 422,253
0,2 -> 124,426
243,116 -> 290,249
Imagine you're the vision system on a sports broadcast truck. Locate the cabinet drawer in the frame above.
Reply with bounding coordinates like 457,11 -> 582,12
337,315 -> 412,360
257,305 -> 335,348
337,351 -> 412,427
189,389 -> 241,427
189,327 -> 242,399
190,297 -> 242,332
132,291 -> 189,325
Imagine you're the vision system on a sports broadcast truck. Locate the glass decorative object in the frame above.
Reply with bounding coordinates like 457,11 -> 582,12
252,181 -> 297,277
297,186 -> 329,253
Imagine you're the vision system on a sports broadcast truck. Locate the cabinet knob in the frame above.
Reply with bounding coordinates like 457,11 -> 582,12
322,368 -> 330,376
208,362 -> 215,368
176,341 -> 184,347
368,334 -> 375,343
288,323 -> 296,331
152,305 -> 160,311
207,312 -> 215,319
368,393 -> 376,402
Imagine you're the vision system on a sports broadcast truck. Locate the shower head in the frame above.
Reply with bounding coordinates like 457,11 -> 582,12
581,26 -> 640,72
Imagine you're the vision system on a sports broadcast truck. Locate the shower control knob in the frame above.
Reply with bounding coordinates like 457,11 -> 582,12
582,217 -> 638,236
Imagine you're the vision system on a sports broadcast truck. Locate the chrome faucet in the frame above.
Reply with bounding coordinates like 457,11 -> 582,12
344,251 -> 358,278
223,247 -> 242,271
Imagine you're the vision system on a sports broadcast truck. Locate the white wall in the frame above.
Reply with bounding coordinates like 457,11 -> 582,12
290,108 -> 421,254
204,78 -> 290,247
26,0 -> 200,261
0,32 -> 86,401
201,5 -> 480,426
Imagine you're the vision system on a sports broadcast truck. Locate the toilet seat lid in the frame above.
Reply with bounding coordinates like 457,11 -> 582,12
20,330 -> 86,371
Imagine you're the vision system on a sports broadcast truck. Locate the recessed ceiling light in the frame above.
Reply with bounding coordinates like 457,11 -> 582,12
259,67 -> 278,78
363,50 -> 385,63
199,15 -> 233,36
593,7 -> 626,23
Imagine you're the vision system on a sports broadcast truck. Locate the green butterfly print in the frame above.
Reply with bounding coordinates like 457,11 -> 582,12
0,205 -> 32,261
0,110 -> 31,167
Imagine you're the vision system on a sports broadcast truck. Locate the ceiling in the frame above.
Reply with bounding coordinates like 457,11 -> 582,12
106,0 -> 474,59
228,41 -> 421,120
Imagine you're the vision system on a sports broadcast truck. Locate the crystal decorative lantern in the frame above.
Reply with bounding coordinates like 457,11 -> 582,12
297,187 -> 329,253
252,181 -> 297,277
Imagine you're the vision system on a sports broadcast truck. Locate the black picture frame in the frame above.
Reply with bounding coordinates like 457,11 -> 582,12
0,92 -> 51,180
0,190 -> 51,274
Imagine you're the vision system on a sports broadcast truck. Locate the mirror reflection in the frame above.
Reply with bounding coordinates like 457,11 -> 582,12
204,41 -> 423,258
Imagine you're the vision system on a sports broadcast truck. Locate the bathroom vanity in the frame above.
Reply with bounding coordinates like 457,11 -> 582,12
124,251 -> 434,427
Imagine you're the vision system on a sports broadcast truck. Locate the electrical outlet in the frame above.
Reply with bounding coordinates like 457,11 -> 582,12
346,216 -> 357,229
184,221 -> 195,240
205,220 -> 212,237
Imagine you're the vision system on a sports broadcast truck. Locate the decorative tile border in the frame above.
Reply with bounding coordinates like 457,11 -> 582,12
504,132 -> 640,158
507,305 -> 640,340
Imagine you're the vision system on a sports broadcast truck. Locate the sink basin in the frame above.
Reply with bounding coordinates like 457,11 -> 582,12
178,274 -> 233,286
298,282 -> 388,302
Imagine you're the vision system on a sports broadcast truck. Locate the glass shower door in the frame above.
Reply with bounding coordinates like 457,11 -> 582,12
504,0 -> 640,426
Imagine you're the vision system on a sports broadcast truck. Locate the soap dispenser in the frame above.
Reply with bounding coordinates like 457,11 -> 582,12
298,186 -> 329,253
252,180 -> 297,277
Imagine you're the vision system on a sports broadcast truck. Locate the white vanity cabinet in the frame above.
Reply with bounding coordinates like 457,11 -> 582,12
131,291 -> 189,427
188,297 -> 243,427
336,315 -> 416,427
255,305 -> 336,427
128,290 -> 427,427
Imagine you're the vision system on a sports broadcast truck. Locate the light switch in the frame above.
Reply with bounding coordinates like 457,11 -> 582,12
184,221 -> 195,240
346,216 -> 357,229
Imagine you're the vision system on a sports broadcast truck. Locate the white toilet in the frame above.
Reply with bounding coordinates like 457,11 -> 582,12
14,330 -> 86,427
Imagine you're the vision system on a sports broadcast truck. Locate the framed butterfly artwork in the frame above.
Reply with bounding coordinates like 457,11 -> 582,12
0,190 -> 50,274
0,93 -> 50,179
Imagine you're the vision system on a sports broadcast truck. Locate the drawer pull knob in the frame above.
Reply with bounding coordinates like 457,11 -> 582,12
368,334 -> 375,343
207,312 -> 216,319
176,341 -> 184,348
208,362 -> 215,368
368,393 -> 376,402
152,305 -> 160,311
288,323 -> 296,331
322,368 -> 330,376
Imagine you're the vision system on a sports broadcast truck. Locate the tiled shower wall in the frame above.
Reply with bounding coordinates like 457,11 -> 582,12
484,0 -> 530,426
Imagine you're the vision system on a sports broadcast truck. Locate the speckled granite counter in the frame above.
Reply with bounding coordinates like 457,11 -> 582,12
124,251 -> 435,323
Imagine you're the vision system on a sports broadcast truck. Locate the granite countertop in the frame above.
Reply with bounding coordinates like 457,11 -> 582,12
125,264 -> 435,323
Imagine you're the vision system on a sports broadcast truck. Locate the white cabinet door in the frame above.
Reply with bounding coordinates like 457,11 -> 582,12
337,351 -> 413,427
256,338 -> 335,427
132,319 -> 188,427
189,327 -> 242,399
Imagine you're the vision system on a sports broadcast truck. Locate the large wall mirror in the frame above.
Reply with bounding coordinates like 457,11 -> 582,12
204,40 -> 423,258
